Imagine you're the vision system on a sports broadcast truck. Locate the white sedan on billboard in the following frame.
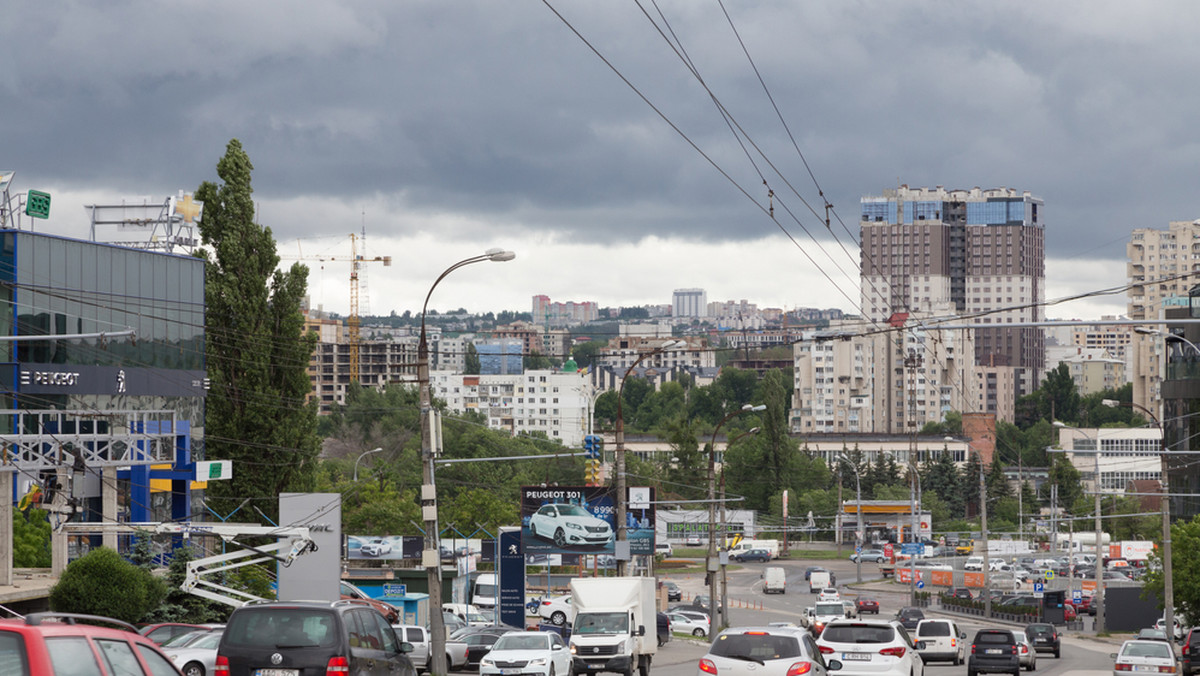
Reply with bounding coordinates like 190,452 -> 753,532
528,503 -> 613,548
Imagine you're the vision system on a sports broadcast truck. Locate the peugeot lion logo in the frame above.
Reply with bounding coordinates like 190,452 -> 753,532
271,653 -> 283,665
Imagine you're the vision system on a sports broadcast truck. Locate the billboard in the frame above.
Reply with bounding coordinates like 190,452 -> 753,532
521,486 -> 654,556
347,535 -> 420,560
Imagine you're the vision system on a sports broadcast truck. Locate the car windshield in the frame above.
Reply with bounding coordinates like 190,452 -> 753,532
977,632 -> 1014,645
918,622 -> 950,637
709,632 -> 801,660
494,635 -> 549,651
574,613 -> 628,635
814,604 -> 844,615
225,609 -> 339,648
160,631 -> 207,648
1026,625 -> 1053,635
1124,642 -> 1172,658
900,610 -> 923,618
187,633 -> 222,651
557,505 -> 590,517
821,624 -> 895,644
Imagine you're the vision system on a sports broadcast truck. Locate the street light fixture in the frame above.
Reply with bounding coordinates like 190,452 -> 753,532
1053,421 -> 1104,634
420,248 -> 514,675
614,339 -> 685,575
1102,398 -> 1174,655
706,404 -> 764,639
836,454 -> 863,584
353,447 -> 384,482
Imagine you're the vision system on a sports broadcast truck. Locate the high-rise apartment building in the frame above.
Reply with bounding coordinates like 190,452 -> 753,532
860,185 -> 1045,397
532,295 -> 599,326
1127,219 -> 1200,413
672,288 -> 707,318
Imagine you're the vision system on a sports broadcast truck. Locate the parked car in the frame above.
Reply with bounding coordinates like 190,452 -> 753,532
849,549 -> 887,563
1111,639 -> 1178,676
538,595 -> 574,626
816,619 -> 925,676
393,624 -> 430,671
895,607 -> 924,631
968,628 -> 1021,676
159,627 -> 224,649
216,600 -> 417,676
1025,622 -> 1060,658
139,622 -> 205,646
446,637 -> 471,670
528,503 -> 614,548
733,548 -> 772,563
667,612 -> 710,637
686,535 -> 703,546
951,588 -> 974,600
669,608 -> 711,626
1156,618 -> 1184,640
1183,626 -> 1200,675
341,581 -> 401,623
164,628 -> 222,676
2,612 -> 183,676
478,631 -> 571,676
655,541 -> 673,557
692,595 -> 723,613
1138,628 -> 1170,642
964,556 -> 985,571
702,625 -> 843,676
663,580 -> 682,602
460,627 -> 523,669
855,598 -> 880,614
916,618 -> 966,665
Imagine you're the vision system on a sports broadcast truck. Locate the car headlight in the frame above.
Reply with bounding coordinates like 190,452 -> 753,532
566,522 -> 584,530
481,658 -> 494,667
615,640 -> 626,653
529,658 -> 548,666
570,644 -> 577,655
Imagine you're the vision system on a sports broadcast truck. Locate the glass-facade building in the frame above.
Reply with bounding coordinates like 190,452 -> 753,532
0,229 -> 206,522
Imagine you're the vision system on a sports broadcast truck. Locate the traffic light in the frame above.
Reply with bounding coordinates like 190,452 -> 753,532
583,434 -> 602,459
585,458 -> 603,486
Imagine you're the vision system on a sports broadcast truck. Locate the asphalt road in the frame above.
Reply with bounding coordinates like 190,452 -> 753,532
653,554 -> 1122,676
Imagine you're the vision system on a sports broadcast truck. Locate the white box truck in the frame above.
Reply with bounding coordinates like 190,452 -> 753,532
568,577 -> 657,676
808,570 -> 831,593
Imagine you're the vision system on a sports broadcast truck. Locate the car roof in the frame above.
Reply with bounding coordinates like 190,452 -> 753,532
715,626 -> 808,640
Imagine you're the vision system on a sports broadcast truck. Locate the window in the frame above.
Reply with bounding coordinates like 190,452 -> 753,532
136,645 -> 181,676
46,637 -> 104,676
96,639 -> 144,676
0,632 -> 29,676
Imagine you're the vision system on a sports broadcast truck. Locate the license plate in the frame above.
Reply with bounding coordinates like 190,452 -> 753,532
1035,638 -> 1048,642
842,653 -> 871,661
502,670 -> 523,675
986,649 -> 1003,655
1135,667 -> 1157,672
255,671 -> 299,676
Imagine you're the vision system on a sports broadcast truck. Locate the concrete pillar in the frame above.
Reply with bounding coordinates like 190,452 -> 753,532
102,467 -> 118,550
1,472 -> 13,586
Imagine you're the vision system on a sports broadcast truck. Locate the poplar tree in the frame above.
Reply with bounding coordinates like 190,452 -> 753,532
196,139 -> 320,522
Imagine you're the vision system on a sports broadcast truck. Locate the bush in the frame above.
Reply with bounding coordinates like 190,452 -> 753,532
49,547 -> 166,623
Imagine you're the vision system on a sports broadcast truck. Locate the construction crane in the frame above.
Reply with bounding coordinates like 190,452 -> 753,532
283,233 -> 391,383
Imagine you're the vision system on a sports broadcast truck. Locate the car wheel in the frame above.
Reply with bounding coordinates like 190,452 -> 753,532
554,528 -> 568,548
550,665 -> 556,676
1053,649 -> 1060,659
182,663 -> 205,676
552,611 -> 567,626
693,627 -> 707,637
876,557 -> 885,563
968,670 -> 977,676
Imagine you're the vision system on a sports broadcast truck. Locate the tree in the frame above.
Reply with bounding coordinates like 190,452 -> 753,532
1144,514 -> 1200,625
524,350 -> 553,370
464,343 -> 481,375
11,508 -> 51,567
571,340 -> 607,370
49,547 -> 166,623
1046,454 -> 1084,510
196,139 -> 321,522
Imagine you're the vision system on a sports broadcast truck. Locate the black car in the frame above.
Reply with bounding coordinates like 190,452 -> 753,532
218,600 -> 417,676
804,566 -> 827,581
1024,623 -> 1060,658
732,548 -> 772,563
951,588 -> 974,600
895,607 -> 924,631
968,629 -> 1020,676
1183,626 -> 1200,675
656,612 -> 672,647
691,596 -> 723,613
663,581 -> 682,602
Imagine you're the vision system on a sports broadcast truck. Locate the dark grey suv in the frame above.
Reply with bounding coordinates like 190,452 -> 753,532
217,600 -> 417,676
968,629 -> 1020,676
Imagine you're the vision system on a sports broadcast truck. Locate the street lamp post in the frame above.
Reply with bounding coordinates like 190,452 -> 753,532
1104,397 -> 1174,655
905,459 -> 923,606
837,455 -> 863,584
420,249 -> 514,675
352,447 -> 383,482
720,426 -> 759,631
707,404 -> 764,639
949,437 -> 989,618
614,339 -> 684,576
1054,421 -> 1104,634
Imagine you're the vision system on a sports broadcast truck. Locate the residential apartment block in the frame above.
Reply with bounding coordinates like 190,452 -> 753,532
1056,426 -> 1162,495
532,295 -> 599,327
672,288 -> 707,318
429,369 -> 592,446
860,185 -> 1046,399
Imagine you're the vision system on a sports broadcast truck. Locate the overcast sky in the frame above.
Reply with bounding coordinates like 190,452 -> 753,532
4,1 -> 1197,319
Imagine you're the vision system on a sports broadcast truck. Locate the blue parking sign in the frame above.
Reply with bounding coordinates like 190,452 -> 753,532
1033,582 -> 1044,593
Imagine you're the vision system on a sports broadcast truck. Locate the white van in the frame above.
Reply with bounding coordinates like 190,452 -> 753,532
442,603 -> 489,626
915,619 -> 967,665
763,567 -> 786,594
472,573 -> 497,609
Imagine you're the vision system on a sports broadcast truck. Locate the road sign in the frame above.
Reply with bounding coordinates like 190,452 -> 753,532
884,543 -> 894,558
1033,592 -> 1044,599
917,580 -> 925,589
855,546 -> 862,554
1072,590 -> 1083,601
1033,582 -> 1044,593
901,543 -> 922,556
1045,570 -> 1056,581
383,583 -> 407,597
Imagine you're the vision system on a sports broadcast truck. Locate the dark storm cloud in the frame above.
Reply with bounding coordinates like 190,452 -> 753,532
4,1 -> 1200,255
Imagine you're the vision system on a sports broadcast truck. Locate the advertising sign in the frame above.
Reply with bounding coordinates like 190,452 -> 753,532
665,521 -> 744,538
498,530 -> 525,629
521,486 -> 654,556
347,535 -> 406,560
963,571 -> 985,588
930,569 -> 953,587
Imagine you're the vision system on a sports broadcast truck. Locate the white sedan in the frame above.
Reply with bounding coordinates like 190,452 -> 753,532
538,595 -> 575,626
1112,640 -> 1177,676
667,612 -> 710,637
479,631 -> 572,676
163,630 -> 221,676
529,503 -> 614,548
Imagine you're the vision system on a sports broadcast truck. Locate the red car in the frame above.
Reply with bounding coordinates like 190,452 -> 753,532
855,598 -> 880,614
2,612 -> 183,675
139,622 -> 205,645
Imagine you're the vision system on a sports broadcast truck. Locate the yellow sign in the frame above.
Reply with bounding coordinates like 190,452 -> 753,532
728,534 -> 743,550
